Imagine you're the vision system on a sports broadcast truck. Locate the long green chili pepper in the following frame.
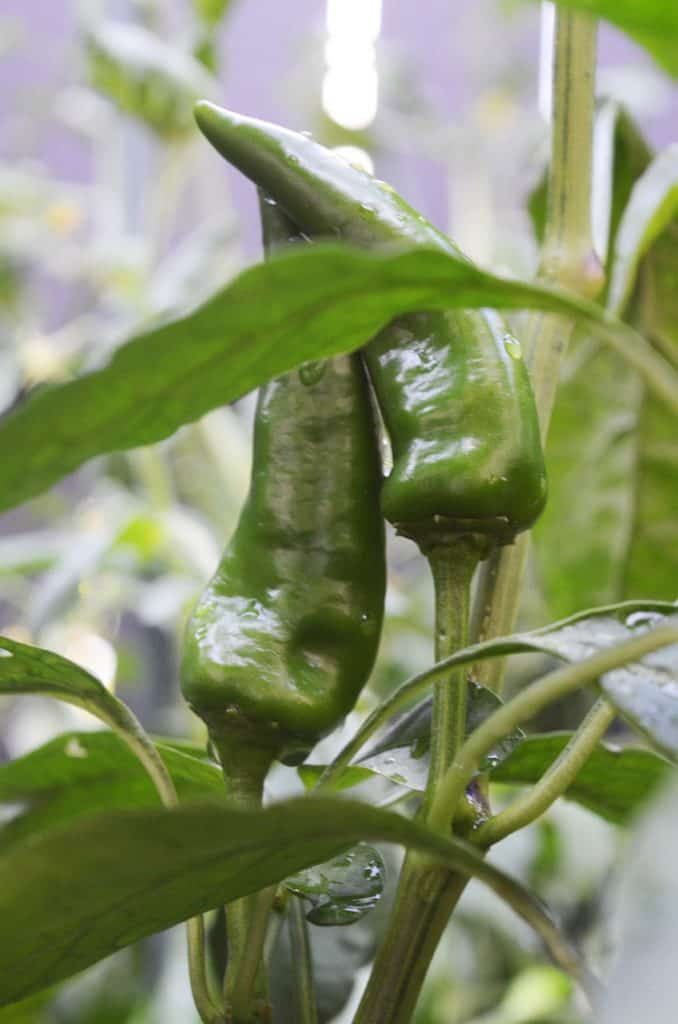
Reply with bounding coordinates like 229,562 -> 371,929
181,196 -> 386,770
193,102 -> 547,557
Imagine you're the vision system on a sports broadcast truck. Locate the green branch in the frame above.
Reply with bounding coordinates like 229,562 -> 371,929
428,623 -> 678,833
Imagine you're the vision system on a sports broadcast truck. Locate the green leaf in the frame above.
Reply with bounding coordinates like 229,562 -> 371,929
546,0 -> 678,78
285,844 -> 385,925
320,601 -> 678,783
608,145 -> 678,316
0,243 -> 663,516
535,141 -> 678,616
530,105 -> 651,619
0,635 -> 177,808
0,731 -> 223,849
491,732 -> 670,824
0,796 -> 589,1006
357,684 -> 523,791
85,22 -> 215,138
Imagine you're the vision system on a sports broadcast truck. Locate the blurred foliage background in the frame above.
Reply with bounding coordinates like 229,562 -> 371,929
0,2 -> 676,1022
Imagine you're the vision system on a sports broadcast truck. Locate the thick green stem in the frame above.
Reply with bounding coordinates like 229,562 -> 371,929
288,897 -> 318,1024
474,697 -> 615,846
354,542 -> 479,1024
423,542 -> 479,818
429,623 -> 678,833
210,734 -> 275,1023
473,9 -> 601,693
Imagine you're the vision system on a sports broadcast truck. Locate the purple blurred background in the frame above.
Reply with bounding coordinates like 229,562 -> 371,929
2,0 -> 675,258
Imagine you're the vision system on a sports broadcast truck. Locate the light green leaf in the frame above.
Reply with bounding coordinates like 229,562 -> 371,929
491,732 -> 670,824
320,601 -> 678,782
85,21 -> 215,138
0,731 -> 223,849
608,145 -> 678,316
0,243 -> 668,516
0,796 -> 591,1006
546,0 -> 678,78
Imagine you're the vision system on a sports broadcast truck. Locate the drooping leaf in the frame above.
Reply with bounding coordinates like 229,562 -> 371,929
621,220 -> 678,600
85,22 -> 215,137
535,138 -> 678,615
285,843 -> 385,925
545,0 -> 678,78
316,602 -> 678,786
601,778 -> 678,1023
0,636 -> 178,809
357,684 -> 523,791
0,242 -> 662,516
0,731 -> 223,849
0,796 -> 588,1006
607,146 -> 678,317
491,732 -> 670,824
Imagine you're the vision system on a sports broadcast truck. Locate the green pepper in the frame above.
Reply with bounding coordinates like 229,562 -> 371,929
193,103 -> 546,555
181,196 -> 386,766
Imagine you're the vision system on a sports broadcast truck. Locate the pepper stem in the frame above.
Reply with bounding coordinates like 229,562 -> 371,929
209,732 -> 277,1023
353,540 -> 480,1024
422,540 -> 479,819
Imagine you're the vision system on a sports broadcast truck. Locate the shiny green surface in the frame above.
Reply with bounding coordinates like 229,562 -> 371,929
181,200 -> 386,757
194,103 -> 547,549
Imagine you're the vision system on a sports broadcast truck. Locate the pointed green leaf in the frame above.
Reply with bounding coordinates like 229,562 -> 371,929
0,796 -> 590,1006
0,731 -> 223,849
85,21 -> 215,137
608,145 -> 678,316
357,684 -> 523,791
491,733 -> 670,824
0,242 -> 668,516
0,636 -> 176,808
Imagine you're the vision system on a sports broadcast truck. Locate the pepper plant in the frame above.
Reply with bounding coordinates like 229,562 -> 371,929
1,2 -> 678,1023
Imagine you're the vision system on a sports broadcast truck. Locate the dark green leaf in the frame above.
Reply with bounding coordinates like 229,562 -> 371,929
285,843 -> 385,925
0,635 -> 180,809
0,796 -> 585,1006
0,731 -> 223,849
0,243 -> 648,515
546,0 -> 678,78
491,733 -> 670,824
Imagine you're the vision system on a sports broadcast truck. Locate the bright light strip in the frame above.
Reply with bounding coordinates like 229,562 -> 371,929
323,0 -> 382,132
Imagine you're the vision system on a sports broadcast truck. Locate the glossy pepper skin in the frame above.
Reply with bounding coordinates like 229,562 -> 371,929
194,102 -> 547,552
181,198 -> 386,762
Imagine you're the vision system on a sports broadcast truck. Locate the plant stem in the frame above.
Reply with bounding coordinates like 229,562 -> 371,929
354,542 -> 479,1024
210,734 -> 275,1023
423,541 -> 479,817
288,897 -> 318,1024
473,8 -> 602,693
428,623 -> 678,833
474,697 -> 615,846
